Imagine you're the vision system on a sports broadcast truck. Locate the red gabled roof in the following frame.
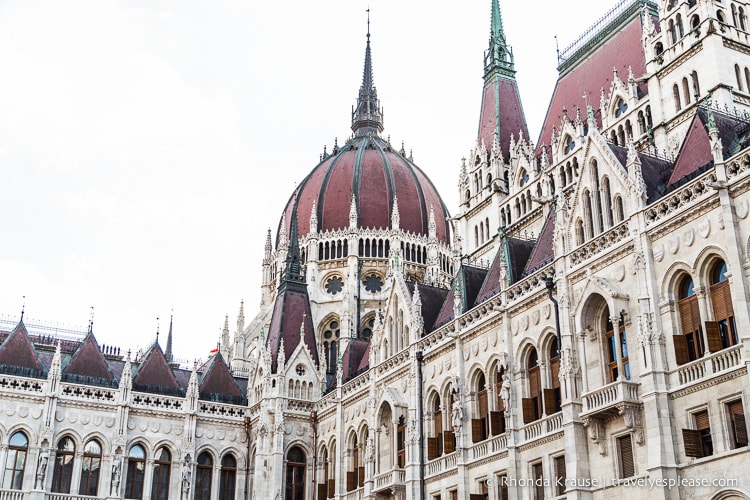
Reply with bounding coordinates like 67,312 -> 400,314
63,331 -> 114,381
132,344 -> 181,390
478,76 -> 529,159
199,353 -> 243,398
537,14 -> 647,151
523,211 -> 555,277
266,283 -> 318,374
0,322 -> 44,372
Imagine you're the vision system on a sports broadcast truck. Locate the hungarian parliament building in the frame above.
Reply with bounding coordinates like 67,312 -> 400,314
3,0 -> 750,499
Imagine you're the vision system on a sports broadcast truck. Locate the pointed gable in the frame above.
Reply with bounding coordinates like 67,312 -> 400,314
0,322 -> 45,374
522,212 -> 555,277
199,353 -> 243,401
63,331 -> 114,381
132,344 -> 181,392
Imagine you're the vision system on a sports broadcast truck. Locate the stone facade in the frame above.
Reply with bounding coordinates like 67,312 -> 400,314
3,1 -> 750,500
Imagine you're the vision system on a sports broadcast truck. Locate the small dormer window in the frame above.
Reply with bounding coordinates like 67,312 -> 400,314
563,136 -> 576,155
519,169 -> 529,187
615,98 -> 628,118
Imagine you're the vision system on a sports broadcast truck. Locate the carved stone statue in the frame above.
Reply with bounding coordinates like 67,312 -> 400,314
110,459 -> 121,496
181,456 -> 192,499
500,374 -> 511,410
451,399 -> 464,430
35,449 -> 49,489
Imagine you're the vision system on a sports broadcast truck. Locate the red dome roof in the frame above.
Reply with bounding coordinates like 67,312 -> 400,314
279,134 -> 451,246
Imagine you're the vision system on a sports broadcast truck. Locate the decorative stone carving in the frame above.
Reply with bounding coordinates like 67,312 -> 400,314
583,418 -> 607,456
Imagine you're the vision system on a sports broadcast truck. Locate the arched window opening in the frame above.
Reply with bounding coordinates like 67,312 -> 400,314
151,447 -> 171,500
465,189 -> 471,205
611,130 -> 618,145
427,396 -> 444,459
474,226 -> 479,247
486,173 -> 492,187
566,161 -> 574,183
486,218 -> 490,241
346,434 -> 362,491
523,349 -> 543,423
479,221 -> 485,244
740,7 -> 747,30
194,452 -> 213,500
3,432 -> 28,490
674,275 -> 704,365
125,444 -> 146,500
669,19 -> 677,43
736,64 -> 744,91
614,195 -> 625,223
591,161 -> 603,235
519,168 -> 529,187
583,191 -> 594,239
638,111 -> 646,135
733,3 -> 739,26
472,372 -> 489,443
683,77 -> 691,104
563,135 -> 576,155
79,439 -> 102,497
615,98 -> 628,118
396,416 -> 406,469
285,447 -> 306,500
655,41 -> 664,56
322,318 -> 341,376
606,316 -> 630,382
677,14 -> 685,37
220,455 -> 236,500
575,219 -> 585,246
673,84 -> 682,112
52,436 -> 75,493
691,14 -> 700,30
710,260 -> 737,349
718,9 -> 726,24
602,177 -> 613,229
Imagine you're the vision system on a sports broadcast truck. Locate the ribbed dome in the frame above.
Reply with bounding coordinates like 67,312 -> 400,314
278,134 -> 451,246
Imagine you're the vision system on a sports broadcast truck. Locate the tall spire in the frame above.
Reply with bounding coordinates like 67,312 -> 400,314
484,0 -> 515,81
165,313 -> 173,363
280,206 -> 305,288
351,9 -> 384,137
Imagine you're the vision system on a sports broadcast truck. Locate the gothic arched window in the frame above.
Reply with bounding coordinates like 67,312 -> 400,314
710,260 -> 737,349
194,452 -> 213,500
285,447 -> 306,500
523,349 -> 542,423
52,436 -> 75,493
674,275 -> 703,364
220,454 -> 237,500
125,444 -> 146,500
472,372 -> 489,443
606,316 -> 630,382
79,439 -> 102,497
322,317 -> 341,375
151,447 -> 171,500
2,431 -> 28,490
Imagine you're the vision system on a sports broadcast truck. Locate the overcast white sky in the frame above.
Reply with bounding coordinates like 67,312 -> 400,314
0,0 -> 624,364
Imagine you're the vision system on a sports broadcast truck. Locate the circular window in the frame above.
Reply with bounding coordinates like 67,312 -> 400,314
361,316 -> 375,340
363,273 -> 383,293
296,365 -> 305,376
325,275 -> 344,295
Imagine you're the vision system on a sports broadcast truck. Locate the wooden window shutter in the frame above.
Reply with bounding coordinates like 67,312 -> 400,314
469,495 -> 486,500
618,435 -> 635,478
327,479 -> 335,498
711,281 -> 733,319
543,388 -> 558,415
496,387 -> 505,412
427,437 -> 438,460
358,467 -> 365,487
682,428 -> 704,458
443,431 -> 456,453
673,335 -> 691,365
729,401 -> 748,448
694,410 -> 710,430
555,455 -> 567,495
522,398 -> 535,424
551,358 -> 561,389
705,322 -> 723,353
478,390 -> 488,418
679,298 -> 700,334
471,418 -> 483,442
529,367 -> 541,398
317,483 -> 327,500
490,411 -> 504,435
346,471 -> 356,491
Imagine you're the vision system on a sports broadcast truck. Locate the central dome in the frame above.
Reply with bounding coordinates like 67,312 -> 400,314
279,134 -> 451,245
277,29 -> 451,247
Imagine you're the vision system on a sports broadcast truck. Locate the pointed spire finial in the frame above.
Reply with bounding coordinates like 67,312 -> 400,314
20,295 -> 25,322
166,311 -> 174,363
352,10 -> 384,137
484,0 -> 515,80
88,306 -> 95,334
279,207 -> 305,288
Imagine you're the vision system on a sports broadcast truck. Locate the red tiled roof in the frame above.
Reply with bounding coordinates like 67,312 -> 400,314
537,15 -> 647,150
266,284 -> 317,374
0,322 -> 43,371
132,344 -> 181,390
63,332 -> 113,381
523,212 -> 555,277
477,77 -> 529,159
280,135 -> 451,246
199,353 -> 243,398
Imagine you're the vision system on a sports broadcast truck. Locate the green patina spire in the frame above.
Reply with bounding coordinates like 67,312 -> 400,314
484,0 -> 515,81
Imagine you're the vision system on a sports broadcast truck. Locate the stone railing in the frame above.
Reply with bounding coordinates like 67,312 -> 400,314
426,451 -> 458,477
581,380 -> 640,417
725,147 -> 750,180
131,393 -> 183,411
505,266 -> 554,304
0,375 -> 44,395
469,432 -> 508,461
373,469 -> 405,491
47,494 -> 98,500
645,171 -> 717,227
522,412 -> 563,442
197,401 -> 246,419
343,489 -> 363,500
672,344 -> 743,387
0,490 -> 24,500
569,221 -> 630,266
